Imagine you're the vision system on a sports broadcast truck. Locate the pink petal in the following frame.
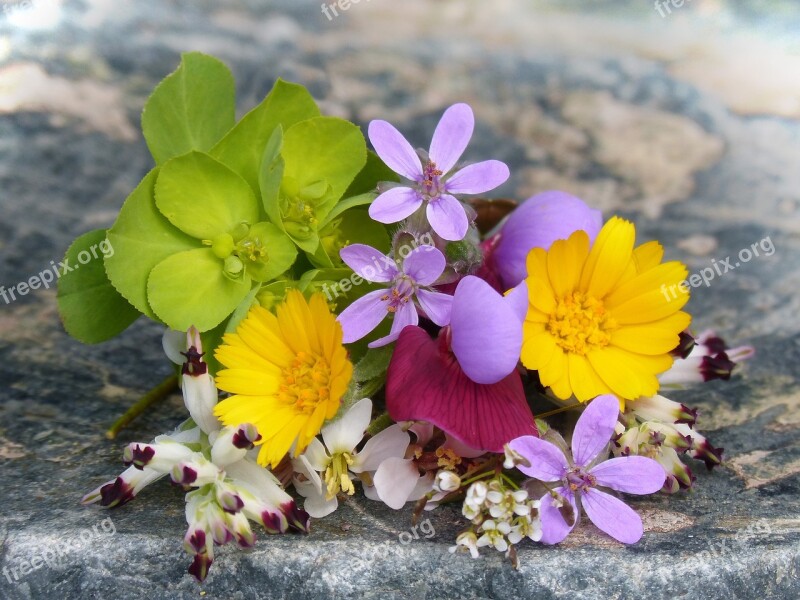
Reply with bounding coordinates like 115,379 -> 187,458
426,194 -> 468,241
428,103 -> 474,174
367,300 -> 418,348
450,276 -> 522,384
369,187 -> 423,224
445,160 -> 510,195
581,488 -> 644,544
508,436 -> 568,482
336,289 -> 388,343
440,434 -> 486,459
402,246 -> 446,286
571,394 -> 620,467
367,120 -> 422,181
373,457 -> 421,509
386,326 -> 537,452
339,244 -> 398,282
589,456 -> 666,494
415,289 -> 452,326
538,487 -> 578,545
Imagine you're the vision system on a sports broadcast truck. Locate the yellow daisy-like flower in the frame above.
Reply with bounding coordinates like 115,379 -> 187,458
521,216 -> 690,404
213,290 -> 352,468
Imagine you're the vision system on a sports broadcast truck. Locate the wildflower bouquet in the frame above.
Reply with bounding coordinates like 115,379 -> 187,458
59,52 -> 754,580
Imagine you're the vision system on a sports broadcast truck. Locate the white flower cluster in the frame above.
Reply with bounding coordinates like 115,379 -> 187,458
449,477 -> 541,559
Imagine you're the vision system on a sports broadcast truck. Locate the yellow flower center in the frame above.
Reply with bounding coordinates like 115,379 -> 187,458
324,452 -> 355,500
278,351 -> 331,413
547,292 -> 618,355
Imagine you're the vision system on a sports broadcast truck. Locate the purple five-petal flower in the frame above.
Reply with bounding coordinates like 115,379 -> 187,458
336,244 -> 453,347
367,103 -> 510,241
508,395 -> 666,545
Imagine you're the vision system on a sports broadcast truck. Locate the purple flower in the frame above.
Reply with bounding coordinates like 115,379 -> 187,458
508,395 -> 665,544
337,243 -> 453,347
492,191 -> 603,288
367,103 -> 510,241
450,276 -> 527,384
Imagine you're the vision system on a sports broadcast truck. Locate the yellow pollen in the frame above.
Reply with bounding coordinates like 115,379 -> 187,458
324,452 -> 355,499
277,352 -> 331,413
547,292 -> 618,355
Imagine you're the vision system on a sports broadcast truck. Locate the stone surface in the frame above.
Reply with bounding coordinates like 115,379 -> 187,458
0,1 -> 799,598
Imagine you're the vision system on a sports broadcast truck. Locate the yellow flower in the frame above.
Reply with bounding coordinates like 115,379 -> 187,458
213,290 -> 352,467
521,217 -> 690,404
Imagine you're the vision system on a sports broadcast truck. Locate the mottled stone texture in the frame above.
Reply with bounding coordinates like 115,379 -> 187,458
0,1 -> 798,598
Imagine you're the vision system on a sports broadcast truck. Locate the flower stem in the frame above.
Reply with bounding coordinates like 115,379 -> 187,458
536,402 -> 583,420
105,374 -> 179,439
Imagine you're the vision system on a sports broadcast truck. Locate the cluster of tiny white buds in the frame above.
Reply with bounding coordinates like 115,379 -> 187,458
450,476 -> 541,560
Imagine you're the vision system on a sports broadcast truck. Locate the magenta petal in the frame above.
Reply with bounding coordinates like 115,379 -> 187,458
339,244 -> 398,282
367,301 -> 418,348
427,194 -> 468,241
445,160 -> 510,195
428,103 -> 474,174
369,187 -> 423,224
415,289 -> 452,326
367,120 -> 422,181
508,436 -> 568,482
538,487 -> 578,545
386,326 -> 537,452
589,456 -> 666,494
402,246 -> 446,286
451,276 -> 522,384
571,394 -> 620,467
581,488 -> 644,544
494,191 -> 604,288
336,289 -> 388,343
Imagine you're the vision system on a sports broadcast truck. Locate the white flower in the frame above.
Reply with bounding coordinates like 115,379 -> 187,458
433,470 -> 462,493
449,531 -> 480,559
476,519 -> 511,552
292,398 -> 421,517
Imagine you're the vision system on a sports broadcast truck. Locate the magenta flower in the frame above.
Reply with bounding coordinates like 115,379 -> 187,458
386,326 -> 537,453
367,103 -> 510,241
508,395 -> 666,544
490,190 -> 603,288
336,243 -> 453,347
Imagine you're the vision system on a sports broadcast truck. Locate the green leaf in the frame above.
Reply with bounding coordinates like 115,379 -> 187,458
142,52 -> 235,165
155,151 -> 260,240
225,285 -> 261,334
105,169 -> 197,320
343,150 -> 400,198
320,192 -> 376,228
57,229 -> 140,343
353,345 -> 394,383
259,125 -> 285,230
281,117 -> 367,223
147,247 -> 252,332
211,79 -> 319,195
241,222 -> 298,282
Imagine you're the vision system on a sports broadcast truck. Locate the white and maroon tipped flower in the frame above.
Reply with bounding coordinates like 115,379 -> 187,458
210,423 -> 262,467
336,243 -> 452,347
626,394 -> 699,428
509,395 -> 666,544
367,103 -> 510,241
181,327 -> 221,435
673,423 -> 724,471
660,329 -> 755,386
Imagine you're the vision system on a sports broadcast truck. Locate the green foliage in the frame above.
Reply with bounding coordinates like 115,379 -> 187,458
57,229 -> 140,343
142,52 -> 235,165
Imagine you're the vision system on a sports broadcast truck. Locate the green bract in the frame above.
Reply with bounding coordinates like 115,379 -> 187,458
57,51 -> 392,365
